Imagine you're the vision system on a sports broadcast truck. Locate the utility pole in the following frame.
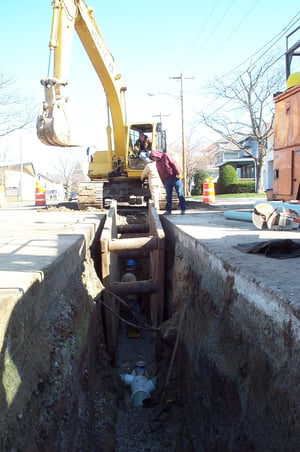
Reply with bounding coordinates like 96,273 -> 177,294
152,113 -> 170,124
152,113 -> 171,152
169,73 -> 194,196
19,136 -> 23,202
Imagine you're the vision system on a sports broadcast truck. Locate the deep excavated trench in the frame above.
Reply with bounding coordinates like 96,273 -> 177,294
110,208 -> 195,451
0,205 -> 194,452
1,201 -> 300,451
93,205 -> 194,450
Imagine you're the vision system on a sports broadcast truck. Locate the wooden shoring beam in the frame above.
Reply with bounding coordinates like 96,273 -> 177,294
116,249 -> 150,259
109,279 -> 158,295
108,236 -> 158,252
117,223 -> 149,234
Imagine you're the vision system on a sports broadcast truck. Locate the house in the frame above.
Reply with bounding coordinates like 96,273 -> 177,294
36,173 -> 65,201
0,162 -> 36,201
214,137 -> 256,179
203,136 -> 257,183
0,162 -> 64,202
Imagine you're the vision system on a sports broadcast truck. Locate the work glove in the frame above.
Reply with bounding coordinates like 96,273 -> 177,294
176,174 -> 183,180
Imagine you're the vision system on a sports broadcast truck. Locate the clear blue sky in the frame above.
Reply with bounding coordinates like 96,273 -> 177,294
1,0 -> 300,172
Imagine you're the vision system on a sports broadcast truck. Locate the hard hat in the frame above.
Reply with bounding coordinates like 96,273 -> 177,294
134,358 -> 146,376
135,359 -> 145,368
127,259 -> 136,268
287,72 -> 300,89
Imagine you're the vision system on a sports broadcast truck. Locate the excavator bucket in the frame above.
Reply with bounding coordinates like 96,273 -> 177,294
36,101 -> 78,147
37,78 -> 80,147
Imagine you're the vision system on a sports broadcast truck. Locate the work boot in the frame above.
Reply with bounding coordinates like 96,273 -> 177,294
164,211 -> 171,215
180,210 -> 185,215
127,326 -> 141,338
133,328 -> 141,338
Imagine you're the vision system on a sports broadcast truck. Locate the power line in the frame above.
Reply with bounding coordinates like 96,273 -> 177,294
226,10 -> 300,77
165,7 -> 300,145
176,0 -> 222,69
201,0 -> 261,71
184,7 -> 300,100
177,0 -> 259,73
156,9 -> 300,155
186,0 -> 236,63
194,10 -> 300,120
206,10 -> 300,90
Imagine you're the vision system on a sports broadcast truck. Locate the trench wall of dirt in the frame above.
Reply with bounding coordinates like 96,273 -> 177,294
0,222 -> 117,451
3,205 -> 300,451
162,218 -> 300,451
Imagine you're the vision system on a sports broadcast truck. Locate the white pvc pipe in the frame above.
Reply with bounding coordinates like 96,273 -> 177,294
223,210 -> 253,222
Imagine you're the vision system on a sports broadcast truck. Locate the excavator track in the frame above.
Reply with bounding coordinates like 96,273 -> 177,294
78,181 -> 104,209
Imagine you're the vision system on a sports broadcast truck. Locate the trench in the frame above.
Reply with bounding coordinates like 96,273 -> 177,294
97,202 -> 300,452
2,201 -> 300,451
98,205 -> 194,451
0,203 -> 194,452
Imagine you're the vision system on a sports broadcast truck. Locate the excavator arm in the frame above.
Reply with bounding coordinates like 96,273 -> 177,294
37,0 -> 127,151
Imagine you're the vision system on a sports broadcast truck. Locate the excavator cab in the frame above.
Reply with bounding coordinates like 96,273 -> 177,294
127,123 -> 166,170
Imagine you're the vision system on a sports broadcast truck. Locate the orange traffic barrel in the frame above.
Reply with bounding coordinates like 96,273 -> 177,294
35,187 -> 46,206
203,178 -> 215,203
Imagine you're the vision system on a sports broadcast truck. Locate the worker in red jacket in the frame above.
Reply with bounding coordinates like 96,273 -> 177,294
149,150 -> 186,215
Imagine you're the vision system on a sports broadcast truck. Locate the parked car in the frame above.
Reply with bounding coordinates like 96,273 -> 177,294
68,192 -> 79,201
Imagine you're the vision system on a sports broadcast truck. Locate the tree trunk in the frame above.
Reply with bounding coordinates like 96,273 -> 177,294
256,144 -> 267,194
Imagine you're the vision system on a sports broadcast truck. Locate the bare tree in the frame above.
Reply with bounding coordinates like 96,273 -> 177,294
0,147 -> 9,185
185,130 -> 211,194
51,156 -> 85,199
0,72 -> 35,137
200,55 -> 284,193
168,127 -> 209,195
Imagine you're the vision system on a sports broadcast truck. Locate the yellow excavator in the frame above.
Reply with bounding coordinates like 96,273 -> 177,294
37,0 -> 166,208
